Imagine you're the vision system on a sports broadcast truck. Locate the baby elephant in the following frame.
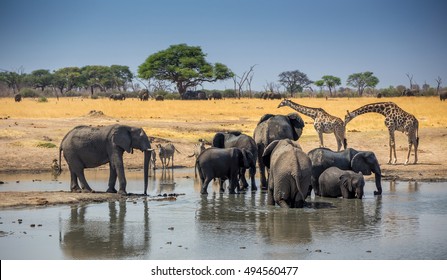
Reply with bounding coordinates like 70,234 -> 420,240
318,167 -> 365,199
196,147 -> 255,194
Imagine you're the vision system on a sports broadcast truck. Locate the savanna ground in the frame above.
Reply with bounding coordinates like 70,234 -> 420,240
0,96 -> 446,207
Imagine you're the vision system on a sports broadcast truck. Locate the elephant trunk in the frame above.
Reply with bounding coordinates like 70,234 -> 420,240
372,165 -> 382,195
143,150 -> 151,195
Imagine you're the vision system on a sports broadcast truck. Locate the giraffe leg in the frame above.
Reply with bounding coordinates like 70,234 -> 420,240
318,132 -> 324,148
388,130 -> 397,164
409,132 -> 418,164
405,141 -> 412,165
335,133 -> 342,152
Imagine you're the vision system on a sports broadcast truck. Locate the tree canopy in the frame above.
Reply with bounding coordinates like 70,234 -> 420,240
347,71 -> 379,96
278,70 -> 313,97
316,75 -> 341,97
138,44 -> 234,98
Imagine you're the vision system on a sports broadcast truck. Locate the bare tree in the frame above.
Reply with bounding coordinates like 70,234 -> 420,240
406,73 -> 414,89
232,65 -> 256,98
435,76 -> 442,95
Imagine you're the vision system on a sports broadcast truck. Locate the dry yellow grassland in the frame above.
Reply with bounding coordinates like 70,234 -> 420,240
0,96 -> 445,141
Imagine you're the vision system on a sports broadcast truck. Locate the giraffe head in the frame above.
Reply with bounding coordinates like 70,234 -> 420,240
277,99 -> 290,108
344,110 -> 355,124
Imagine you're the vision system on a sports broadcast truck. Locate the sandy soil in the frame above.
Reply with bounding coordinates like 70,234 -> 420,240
1,114 -> 446,208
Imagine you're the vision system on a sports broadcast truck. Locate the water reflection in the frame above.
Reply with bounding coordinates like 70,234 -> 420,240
158,169 -> 176,193
1,171 -> 447,260
59,200 -> 149,259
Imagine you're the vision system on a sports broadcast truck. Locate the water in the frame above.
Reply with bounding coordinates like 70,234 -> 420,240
0,169 -> 447,260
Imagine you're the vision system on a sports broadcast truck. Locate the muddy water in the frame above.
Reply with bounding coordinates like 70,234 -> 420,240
0,169 -> 447,260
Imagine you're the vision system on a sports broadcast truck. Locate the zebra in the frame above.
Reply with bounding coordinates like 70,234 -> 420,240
188,139 -> 206,160
156,143 -> 180,168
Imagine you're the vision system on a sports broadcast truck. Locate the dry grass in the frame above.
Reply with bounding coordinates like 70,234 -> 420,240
1,96 -> 446,142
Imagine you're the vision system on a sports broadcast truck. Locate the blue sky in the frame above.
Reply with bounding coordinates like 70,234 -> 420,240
1,0 -> 446,91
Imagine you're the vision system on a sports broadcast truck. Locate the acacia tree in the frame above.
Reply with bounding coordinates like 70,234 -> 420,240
30,69 -> 53,91
316,75 -> 341,97
278,70 -> 313,97
138,44 -> 233,98
52,67 -> 82,95
347,71 -> 379,96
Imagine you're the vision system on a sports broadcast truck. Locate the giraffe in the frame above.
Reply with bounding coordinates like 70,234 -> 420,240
344,102 -> 419,165
277,99 -> 347,151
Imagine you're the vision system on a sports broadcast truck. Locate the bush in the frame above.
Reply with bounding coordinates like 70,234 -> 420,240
37,96 -> 48,102
20,88 -> 39,98
36,142 -> 56,148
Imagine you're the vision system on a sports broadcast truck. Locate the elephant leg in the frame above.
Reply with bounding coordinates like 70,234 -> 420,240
114,159 -> 127,195
201,177 -> 212,194
249,166 -> 257,191
69,169 -> 81,193
107,164 -> 118,193
258,161 -> 268,190
267,172 -> 275,205
219,178 -> 225,193
76,169 -> 93,193
239,168 -> 249,190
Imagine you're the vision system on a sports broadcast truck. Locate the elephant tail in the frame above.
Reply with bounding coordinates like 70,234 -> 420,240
292,173 -> 306,206
57,146 -> 63,175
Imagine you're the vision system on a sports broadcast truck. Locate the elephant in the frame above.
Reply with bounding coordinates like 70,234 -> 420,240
318,167 -> 365,199
139,89 -> 149,101
261,139 -> 311,208
155,95 -> 164,101
307,147 -> 382,196
209,91 -> 223,100
109,93 -> 126,100
195,147 -> 255,194
59,124 -> 154,195
253,113 -> 305,189
440,91 -> 447,101
212,131 -> 258,191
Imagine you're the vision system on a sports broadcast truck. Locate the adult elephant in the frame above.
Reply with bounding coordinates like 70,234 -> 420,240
196,147 -> 255,194
139,89 -> 149,101
59,124 -> 154,195
318,167 -> 365,199
212,131 -> 258,191
109,93 -> 126,100
440,91 -> 447,101
307,147 -> 382,196
262,139 -> 311,208
253,113 -> 305,189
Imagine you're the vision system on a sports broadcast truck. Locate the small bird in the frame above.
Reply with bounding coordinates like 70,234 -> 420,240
51,159 -> 60,175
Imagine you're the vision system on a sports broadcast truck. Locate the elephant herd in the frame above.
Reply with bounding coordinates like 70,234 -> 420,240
58,99 -> 383,209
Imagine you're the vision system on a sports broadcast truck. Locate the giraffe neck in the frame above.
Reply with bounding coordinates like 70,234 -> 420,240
282,100 -> 320,119
349,102 -> 395,118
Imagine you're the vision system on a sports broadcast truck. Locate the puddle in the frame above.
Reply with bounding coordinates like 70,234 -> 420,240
1,169 -> 447,259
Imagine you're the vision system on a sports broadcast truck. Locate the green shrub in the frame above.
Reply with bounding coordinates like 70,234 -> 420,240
36,142 -> 56,148
37,96 -> 48,102
20,88 -> 39,98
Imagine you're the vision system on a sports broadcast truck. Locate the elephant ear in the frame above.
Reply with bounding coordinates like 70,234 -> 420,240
212,132 -> 225,148
351,153 -> 372,175
287,113 -> 305,140
112,126 -> 132,153
340,174 -> 353,192
262,140 -> 280,169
